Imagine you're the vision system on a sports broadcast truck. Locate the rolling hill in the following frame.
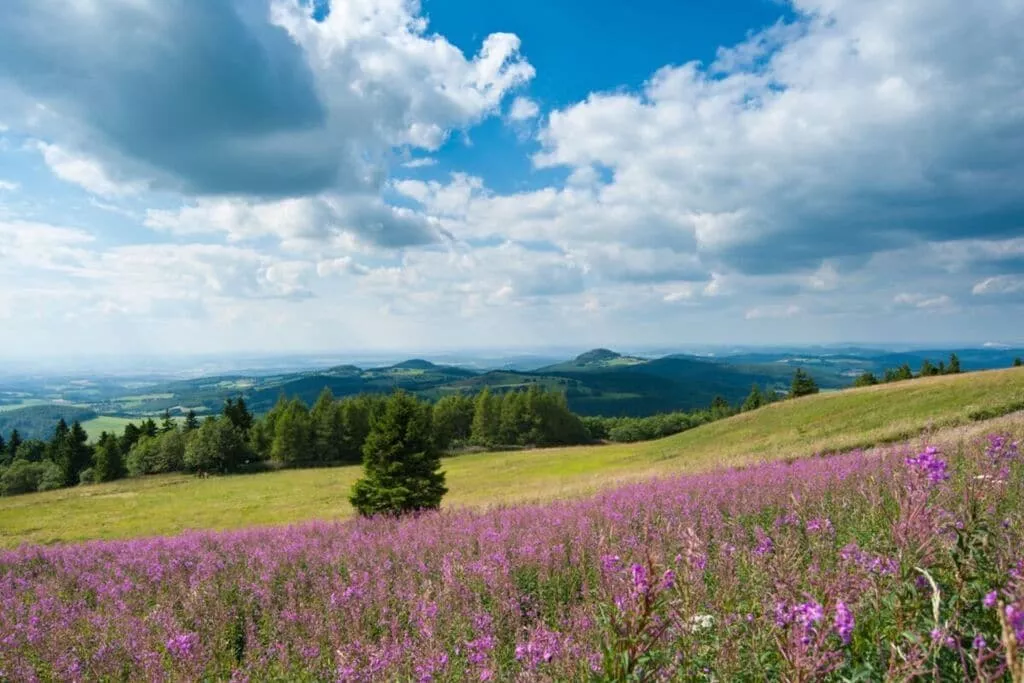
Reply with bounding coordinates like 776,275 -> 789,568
3,366 -> 1022,547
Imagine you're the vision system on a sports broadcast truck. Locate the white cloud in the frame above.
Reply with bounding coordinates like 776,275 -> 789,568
972,276 -> 1024,296
401,157 -> 437,169
893,293 -> 953,310
508,96 -> 540,122
745,304 -> 802,320
36,143 -> 143,197
0,180 -> 19,191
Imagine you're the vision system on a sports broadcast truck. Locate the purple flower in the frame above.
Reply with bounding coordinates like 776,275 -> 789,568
973,635 -> 986,650
166,632 -> 199,659
834,601 -> 854,645
630,563 -> 649,593
1007,605 -> 1024,641
905,446 -> 949,484
753,529 -> 774,556
660,569 -> 676,591
984,591 -> 998,608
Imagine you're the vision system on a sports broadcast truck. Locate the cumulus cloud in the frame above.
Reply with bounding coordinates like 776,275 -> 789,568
507,96 -> 540,121
0,0 -> 533,201
745,304 -> 802,320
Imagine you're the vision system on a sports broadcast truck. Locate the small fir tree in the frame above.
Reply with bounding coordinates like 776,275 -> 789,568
349,392 -> 447,517
789,368 -> 820,398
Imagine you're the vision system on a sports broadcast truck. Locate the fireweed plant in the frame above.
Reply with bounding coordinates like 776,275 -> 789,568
1,430 -> 1023,681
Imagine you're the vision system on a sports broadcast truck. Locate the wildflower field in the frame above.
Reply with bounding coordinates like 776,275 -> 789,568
2,429 -> 1024,681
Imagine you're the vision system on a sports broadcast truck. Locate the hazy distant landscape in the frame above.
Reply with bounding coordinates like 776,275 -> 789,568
4,0 -> 1024,678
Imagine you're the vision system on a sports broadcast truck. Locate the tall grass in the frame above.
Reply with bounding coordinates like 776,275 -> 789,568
1,430 -> 1023,680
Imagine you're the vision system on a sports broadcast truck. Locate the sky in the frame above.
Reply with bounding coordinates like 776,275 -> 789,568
1,0 -> 1023,358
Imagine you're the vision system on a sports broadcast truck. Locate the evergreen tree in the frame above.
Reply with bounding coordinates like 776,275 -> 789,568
183,410 -> 200,432
120,423 -> 142,455
57,421 -> 92,487
938,361 -> 946,374
919,359 -> 935,377
948,353 -> 961,374
141,418 -> 158,438
710,395 -> 732,418
789,368 -> 820,398
349,392 -> 446,517
897,364 -> 914,381
48,419 -> 70,464
741,384 -> 765,411
498,391 -> 531,445
93,432 -> 125,482
14,439 -> 45,463
470,388 -> 500,447
1014,357 -> 1023,367
160,410 -> 176,433
0,433 -> 7,468
431,394 -> 474,450
311,388 -> 344,464
270,399 -> 313,467
223,397 -> 254,435
6,429 -> 21,459
853,372 -> 878,388
339,396 -> 375,464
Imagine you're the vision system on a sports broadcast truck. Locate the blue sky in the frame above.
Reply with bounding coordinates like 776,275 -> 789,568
0,0 -> 1023,358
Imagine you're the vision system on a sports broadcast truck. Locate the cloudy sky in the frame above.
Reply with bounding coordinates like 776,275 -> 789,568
1,0 -> 1023,358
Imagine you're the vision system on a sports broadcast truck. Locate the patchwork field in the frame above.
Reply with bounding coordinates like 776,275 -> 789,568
1,367 -> 1022,548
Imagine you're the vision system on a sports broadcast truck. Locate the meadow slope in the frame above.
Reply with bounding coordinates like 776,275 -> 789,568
1,367 -> 1023,547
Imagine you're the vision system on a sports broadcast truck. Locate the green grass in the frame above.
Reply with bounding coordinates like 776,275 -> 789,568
80,416 -> 137,442
2,368 -> 1024,548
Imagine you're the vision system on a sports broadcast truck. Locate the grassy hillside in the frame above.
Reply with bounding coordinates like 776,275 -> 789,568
2,367 -> 1023,548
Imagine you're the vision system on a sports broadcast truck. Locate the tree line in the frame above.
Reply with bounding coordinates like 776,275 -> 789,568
852,353 -> 963,387
0,369 -> 821,498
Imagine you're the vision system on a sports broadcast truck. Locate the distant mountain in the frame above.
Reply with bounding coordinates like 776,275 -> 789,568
8,346 -> 1021,422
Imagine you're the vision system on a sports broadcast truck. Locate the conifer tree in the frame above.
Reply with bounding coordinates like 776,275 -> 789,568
470,388 -> 500,447
183,410 -> 199,432
311,388 -> 344,464
853,372 -> 878,388
93,432 -> 125,482
1014,357 -> 1023,367
6,429 -> 20,459
741,384 -> 765,411
948,353 -> 961,374
160,409 -> 176,433
349,391 -> 446,516
789,368 -> 820,398
270,399 -> 313,467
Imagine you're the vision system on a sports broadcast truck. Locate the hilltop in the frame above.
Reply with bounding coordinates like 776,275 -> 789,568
2,366 -> 1022,547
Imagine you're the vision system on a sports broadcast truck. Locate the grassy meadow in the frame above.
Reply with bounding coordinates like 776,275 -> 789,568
1,367 -> 1023,548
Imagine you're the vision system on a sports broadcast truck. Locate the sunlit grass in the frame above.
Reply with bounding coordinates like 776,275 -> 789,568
2,367 -> 1022,547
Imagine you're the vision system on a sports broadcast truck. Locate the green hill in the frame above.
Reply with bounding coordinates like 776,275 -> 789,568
2,366 -> 1022,548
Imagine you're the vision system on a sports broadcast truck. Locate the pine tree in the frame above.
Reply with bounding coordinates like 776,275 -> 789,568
0,433 -> 6,468
349,392 -> 446,516
710,395 -> 732,418
160,409 -> 176,433
1014,357 -> 1023,367
789,368 -> 820,398
470,388 -> 500,447
141,418 -> 158,438
948,353 -> 961,374
741,384 -> 765,411
224,396 -> 254,435
56,421 -> 92,487
93,432 -> 125,482
311,388 -> 344,464
897,364 -> 914,381
183,410 -> 199,432
919,359 -> 935,377
120,423 -> 142,455
270,399 -> 313,467
853,372 -> 878,388
7,429 -> 21,459
431,394 -> 474,450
